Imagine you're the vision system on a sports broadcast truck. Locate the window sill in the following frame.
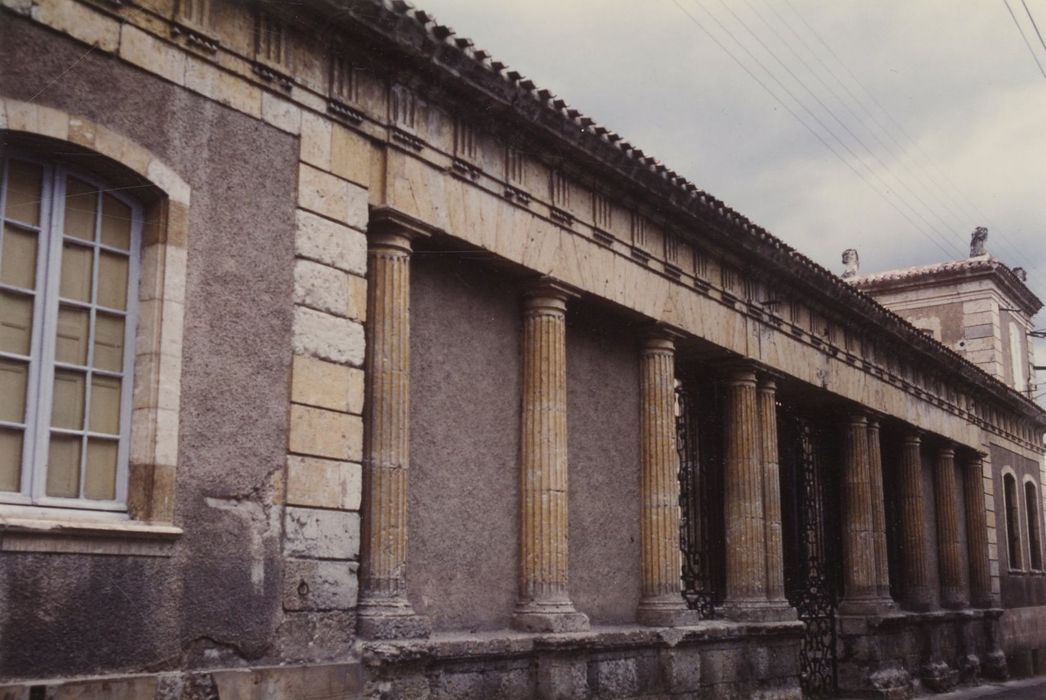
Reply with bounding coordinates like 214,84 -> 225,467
0,513 -> 181,557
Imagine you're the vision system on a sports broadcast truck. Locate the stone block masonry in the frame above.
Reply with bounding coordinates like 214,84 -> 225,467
279,101 -> 372,659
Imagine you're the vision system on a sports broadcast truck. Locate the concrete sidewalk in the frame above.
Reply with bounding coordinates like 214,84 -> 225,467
927,676 -> 1046,699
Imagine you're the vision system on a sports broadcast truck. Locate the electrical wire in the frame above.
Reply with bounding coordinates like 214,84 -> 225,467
670,0 -> 960,260
1021,0 -> 1046,55
714,0 -> 968,260
781,0 -> 1041,281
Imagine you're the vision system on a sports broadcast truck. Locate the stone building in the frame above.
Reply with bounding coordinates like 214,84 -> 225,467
0,0 -> 1044,698
847,233 -> 1046,678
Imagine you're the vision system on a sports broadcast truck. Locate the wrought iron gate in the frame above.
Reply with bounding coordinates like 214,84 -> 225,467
675,378 -> 723,618
779,412 -> 840,697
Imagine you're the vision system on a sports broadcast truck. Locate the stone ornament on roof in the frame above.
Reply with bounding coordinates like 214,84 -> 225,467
841,248 -> 859,279
970,226 -> 988,258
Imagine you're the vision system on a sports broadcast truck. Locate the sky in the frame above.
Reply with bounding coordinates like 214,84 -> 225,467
419,0 -> 1046,388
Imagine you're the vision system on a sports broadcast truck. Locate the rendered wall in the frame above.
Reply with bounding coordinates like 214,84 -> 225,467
407,255 -> 522,631
567,303 -> 642,625
0,17 -> 298,678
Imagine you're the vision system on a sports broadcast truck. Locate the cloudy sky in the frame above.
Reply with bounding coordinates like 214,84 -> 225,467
421,0 -> 1046,387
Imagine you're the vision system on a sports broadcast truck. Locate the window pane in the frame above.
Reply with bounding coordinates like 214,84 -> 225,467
4,161 -> 42,226
1,224 -> 38,289
93,314 -> 125,372
59,242 -> 93,302
0,358 -> 28,423
101,195 -> 131,250
64,178 -> 97,241
0,289 -> 33,355
84,438 -> 118,500
56,305 -> 90,366
0,428 -> 22,492
46,433 -> 81,497
97,252 -> 128,310
52,369 -> 85,429
89,375 -> 121,435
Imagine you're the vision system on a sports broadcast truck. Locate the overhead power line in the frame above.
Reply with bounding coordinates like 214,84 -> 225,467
780,0 -> 1040,280
713,0 -> 968,260
1005,0 -> 1046,81
672,0 -> 961,260
765,0 -> 1027,266
1021,0 -> 1046,55
745,0 -> 982,248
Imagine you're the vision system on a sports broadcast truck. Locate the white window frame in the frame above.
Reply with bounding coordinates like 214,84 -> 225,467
0,155 -> 141,514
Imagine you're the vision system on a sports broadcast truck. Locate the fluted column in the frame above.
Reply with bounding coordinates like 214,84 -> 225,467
358,226 -> 430,639
839,412 -> 883,615
512,280 -> 589,632
758,377 -> 792,618
935,446 -> 969,608
636,332 -> 698,626
964,453 -> 993,608
721,364 -> 772,620
898,431 -> 934,611
867,418 -> 894,605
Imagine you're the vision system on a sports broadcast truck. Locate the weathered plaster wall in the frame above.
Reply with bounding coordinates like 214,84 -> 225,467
567,303 -> 642,625
408,255 -> 521,631
0,17 -> 297,678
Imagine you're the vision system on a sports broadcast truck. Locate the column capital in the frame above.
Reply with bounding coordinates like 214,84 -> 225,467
846,410 -> 869,428
368,205 -> 439,241
719,359 -> 760,386
756,373 -> 778,393
640,324 -> 683,351
937,445 -> 956,459
903,429 -> 924,447
522,276 -> 579,314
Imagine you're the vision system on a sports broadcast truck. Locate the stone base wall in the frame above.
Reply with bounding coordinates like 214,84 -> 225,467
361,623 -> 803,699
836,610 -> 1006,698
1000,605 -> 1046,677
0,624 -> 802,699
0,663 -> 363,700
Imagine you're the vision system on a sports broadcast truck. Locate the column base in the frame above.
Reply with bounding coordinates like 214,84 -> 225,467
718,599 -> 797,623
357,595 -> 431,640
512,601 -> 590,633
920,660 -> 958,693
636,597 -> 701,627
983,649 -> 1008,681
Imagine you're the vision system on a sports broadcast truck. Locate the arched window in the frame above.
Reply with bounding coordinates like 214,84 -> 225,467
0,156 -> 140,510
1004,473 -> 1023,570
1025,480 -> 1043,570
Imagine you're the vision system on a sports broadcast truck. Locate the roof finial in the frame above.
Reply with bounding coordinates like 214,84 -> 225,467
841,248 -> 859,279
970,226 -> 988,257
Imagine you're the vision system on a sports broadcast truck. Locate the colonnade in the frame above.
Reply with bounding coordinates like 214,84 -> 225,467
355,223 -> 993,639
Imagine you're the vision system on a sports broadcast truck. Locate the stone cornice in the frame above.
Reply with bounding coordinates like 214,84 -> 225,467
295,0 -> 1045,427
